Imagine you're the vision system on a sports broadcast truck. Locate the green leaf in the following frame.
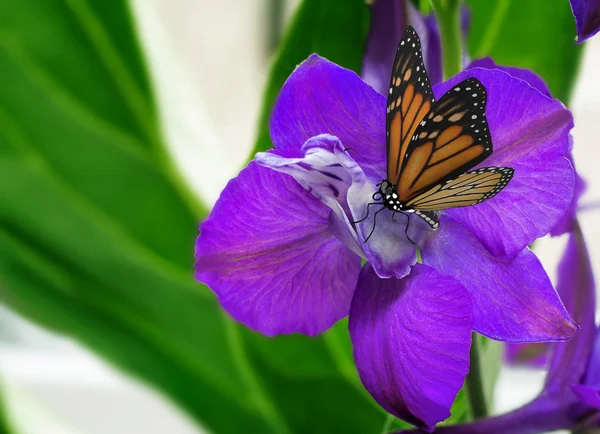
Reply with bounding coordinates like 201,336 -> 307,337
467,0 -> 583,103
251,0 -> 371,154
0,1 -> 388,433
0,383 -> 16,434
478,336 -> 504,410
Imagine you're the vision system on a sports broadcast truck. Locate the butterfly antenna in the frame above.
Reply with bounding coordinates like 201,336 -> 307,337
343,147 -> 387,180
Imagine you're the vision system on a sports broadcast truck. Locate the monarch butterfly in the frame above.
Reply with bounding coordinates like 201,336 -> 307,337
358,26 -> 514,243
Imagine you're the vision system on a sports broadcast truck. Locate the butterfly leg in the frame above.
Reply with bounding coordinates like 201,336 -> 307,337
353,202 -> 384,224
400,212 -> 415,245
364,206 -> 387,243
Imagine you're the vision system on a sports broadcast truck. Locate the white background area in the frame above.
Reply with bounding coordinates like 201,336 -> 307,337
1,0 -> 599,433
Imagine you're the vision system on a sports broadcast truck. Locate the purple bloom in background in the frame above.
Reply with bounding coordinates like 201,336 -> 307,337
570,0 -> 600,42
362,0 -> 443,93
196,52 -> 577,430
362,0 -> 470,93
397,224 -> 600,434
504,341 -> 549,368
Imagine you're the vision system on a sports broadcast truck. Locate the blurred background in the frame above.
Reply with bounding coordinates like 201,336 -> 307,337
0,0 -> 599,433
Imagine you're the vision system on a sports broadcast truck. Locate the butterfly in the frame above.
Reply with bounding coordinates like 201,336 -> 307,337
358,26 -> 514,243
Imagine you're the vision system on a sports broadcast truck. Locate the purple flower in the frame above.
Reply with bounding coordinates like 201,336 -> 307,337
196,50 -> 575,429
397,224 -> 599,434
570,0 -> 600,42
195,53 -> 577,430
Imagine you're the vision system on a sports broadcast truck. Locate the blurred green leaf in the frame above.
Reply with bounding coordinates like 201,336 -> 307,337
252,0 -> 371,154
467,0 -> 583,103
479,337 -> 504,409
0,0 -> 388,433
0,384 -> 16,434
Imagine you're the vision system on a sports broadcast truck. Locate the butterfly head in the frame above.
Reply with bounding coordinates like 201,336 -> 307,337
377,180 -> 411,212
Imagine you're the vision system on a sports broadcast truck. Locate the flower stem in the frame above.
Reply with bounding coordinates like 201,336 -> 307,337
466,333 -> 489,419
431,0 -> 463,79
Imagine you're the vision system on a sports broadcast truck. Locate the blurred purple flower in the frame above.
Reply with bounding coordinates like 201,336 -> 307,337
362,0 -> 470,92
504,341 -> 549,368
570,0 -> 600,42
362,0 -> 442,92
397,224 -> 599,434
195,54 -> 577,429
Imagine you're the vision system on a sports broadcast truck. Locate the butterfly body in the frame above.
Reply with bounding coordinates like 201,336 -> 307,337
359,26 -> 514,242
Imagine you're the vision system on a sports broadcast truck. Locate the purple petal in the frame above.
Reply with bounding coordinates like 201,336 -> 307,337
572,385 -> 600,410
569,0 -> 600,42
349,187 -> 426,279
362,1 -> 442,94
255,136 -> 362,256
421,217 -> 577,342
434,68 -> 574,257
505,202 -> 587,365
467,57 -> 552,98
550,155 -> 586,236
195,161 -> 361,336
461,63 -> 584,238
546,227 -> 597,390
256,134 -> 425,279
584,331 -> 600,388
349,264 -> 472,431
394,396 -> 572,434
345,165 -> 423,279
269,55 -> 387,185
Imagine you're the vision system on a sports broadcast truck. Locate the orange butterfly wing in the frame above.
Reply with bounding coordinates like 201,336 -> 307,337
405,167 -> 514,211
384,27 -> 514,232
386,26 -> 435,183
396,77 -> 493,203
